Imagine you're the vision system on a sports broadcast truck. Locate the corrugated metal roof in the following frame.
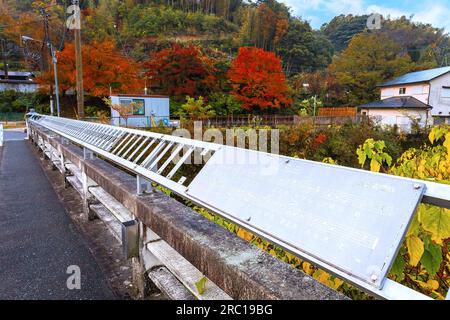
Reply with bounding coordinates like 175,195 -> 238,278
379,66 -> 450,87
358,96 -> 431,109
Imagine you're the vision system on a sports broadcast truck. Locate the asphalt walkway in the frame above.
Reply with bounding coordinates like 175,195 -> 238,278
0,129 -> 116,299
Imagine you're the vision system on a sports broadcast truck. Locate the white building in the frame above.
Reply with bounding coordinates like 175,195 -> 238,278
0,71 -> 38,93
358,66 -> 450,131
110,94 -> 170,128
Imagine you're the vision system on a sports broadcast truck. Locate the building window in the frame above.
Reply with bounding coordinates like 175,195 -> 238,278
119,98 -> 145,115
119,99 -> 132,110
399,87 -> 406,95
441,87 -> 450,98
132,99 -> 145,115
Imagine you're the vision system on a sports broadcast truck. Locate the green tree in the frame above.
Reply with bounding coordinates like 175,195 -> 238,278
329,32 -> 416,105
279,18 -> 334,75
209,93 -> 242,116
176,96 -> 216,120
320,14 -> 369,52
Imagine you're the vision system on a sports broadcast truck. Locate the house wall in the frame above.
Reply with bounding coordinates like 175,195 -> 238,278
0,82 -> 38,93
380,83 -> 429,104
359,108 -> 430,132
429,72 -> 450,117
110,95 -> 170,127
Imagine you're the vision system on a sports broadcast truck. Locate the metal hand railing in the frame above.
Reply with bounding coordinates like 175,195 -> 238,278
27,113 -> 450,300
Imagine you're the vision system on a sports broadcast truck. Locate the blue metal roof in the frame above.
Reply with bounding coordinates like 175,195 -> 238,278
379,66 -> 450,87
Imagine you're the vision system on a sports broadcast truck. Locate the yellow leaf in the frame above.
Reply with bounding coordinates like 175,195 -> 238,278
406,235 -> 424,266
327,277 -> 344,290
420,207 -> 450,245
313,269 -> 329,284
370,159 -> 381,172
429,130 -> 436,143
284,252 -> 295,262
414,279 -> 439,291
195,276 -> 207,295
432,290 -> 445,300
236,228 -> 253,242
406,213 -> 420,237
302,262 -> 314,275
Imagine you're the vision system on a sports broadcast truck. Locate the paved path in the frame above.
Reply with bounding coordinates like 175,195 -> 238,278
0,131 -> 116,299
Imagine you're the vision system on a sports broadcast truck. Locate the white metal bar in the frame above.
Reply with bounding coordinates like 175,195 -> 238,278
166,146 -> 195,180
111,133 -> 131,154
157,144 -> 185,175
122,135 -> 144,159
147,142 -> 175,171
140,141 -> 165,167
116,134 -> 138,157
133,138 -> 157,164
127,137 -> 150,161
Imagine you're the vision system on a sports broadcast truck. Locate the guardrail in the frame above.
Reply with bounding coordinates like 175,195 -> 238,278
27,117 -> 345,300
27,113 -> 450,300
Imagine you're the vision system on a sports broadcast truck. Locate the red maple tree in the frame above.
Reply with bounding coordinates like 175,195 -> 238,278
227,47 -> 292,111
36,41 -> 142,96
144,44 -> 217,100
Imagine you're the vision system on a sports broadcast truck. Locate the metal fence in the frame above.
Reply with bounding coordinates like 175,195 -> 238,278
202,115 -> 361,128
0,112 -> 25,122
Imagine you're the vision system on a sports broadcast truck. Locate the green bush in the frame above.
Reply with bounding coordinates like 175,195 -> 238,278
0,90 -> 45,114
127,5 -> 238,37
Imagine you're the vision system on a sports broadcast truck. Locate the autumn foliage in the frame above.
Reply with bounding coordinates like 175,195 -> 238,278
36,41 -> 142,96
227,47 -> 292,111
144,44 -> 217,100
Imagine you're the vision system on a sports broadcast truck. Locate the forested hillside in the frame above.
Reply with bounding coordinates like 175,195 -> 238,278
1,0 -> 450,115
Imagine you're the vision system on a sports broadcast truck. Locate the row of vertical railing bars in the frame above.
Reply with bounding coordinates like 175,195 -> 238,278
30,115 -> 213,187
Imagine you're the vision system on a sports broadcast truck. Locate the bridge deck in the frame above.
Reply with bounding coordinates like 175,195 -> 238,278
0,130 -> 116,299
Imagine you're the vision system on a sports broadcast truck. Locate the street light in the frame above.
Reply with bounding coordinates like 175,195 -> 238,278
21,35 -> 60,117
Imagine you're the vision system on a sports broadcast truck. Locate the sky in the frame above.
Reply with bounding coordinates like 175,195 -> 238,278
278,0 -> 450,31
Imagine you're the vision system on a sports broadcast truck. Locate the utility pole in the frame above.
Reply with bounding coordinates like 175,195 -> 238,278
40,7 -> 61,117
72,0 -> 84,119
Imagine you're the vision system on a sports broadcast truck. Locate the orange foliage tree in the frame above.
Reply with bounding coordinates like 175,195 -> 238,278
144,44 -> 217,100
37,41 -> 142,96
227,47 -> 292,111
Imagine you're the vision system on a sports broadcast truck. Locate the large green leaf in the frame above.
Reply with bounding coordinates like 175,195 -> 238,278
420,235 -> 442,276
390,254 -> 406,281
419,207 -> 450,245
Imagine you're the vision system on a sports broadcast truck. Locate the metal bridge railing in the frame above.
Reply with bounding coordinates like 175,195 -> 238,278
0,123 -> 3,147
27,113 -> 450,300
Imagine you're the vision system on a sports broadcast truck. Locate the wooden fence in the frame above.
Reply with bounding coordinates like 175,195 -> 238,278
318,107 -> 357,117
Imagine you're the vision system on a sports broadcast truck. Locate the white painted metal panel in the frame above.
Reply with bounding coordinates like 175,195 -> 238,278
186,147 -> 425,289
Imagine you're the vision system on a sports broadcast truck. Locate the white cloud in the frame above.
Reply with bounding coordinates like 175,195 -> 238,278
365,5 -> 409,19
413,3 -> 450,31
